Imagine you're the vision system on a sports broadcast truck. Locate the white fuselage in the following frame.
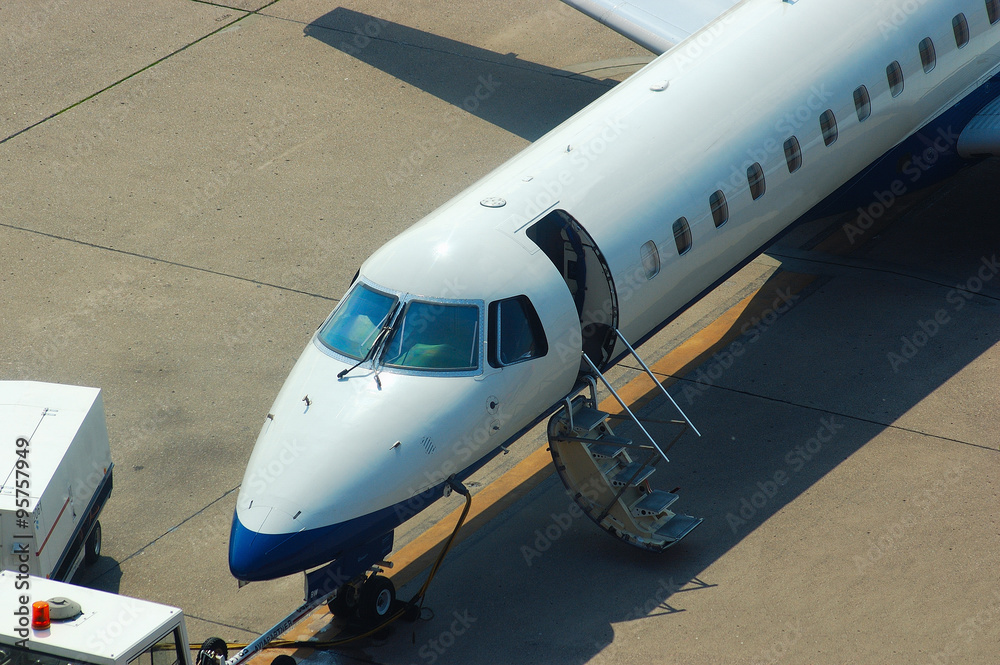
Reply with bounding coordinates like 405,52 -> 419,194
229,0 -> 1000,581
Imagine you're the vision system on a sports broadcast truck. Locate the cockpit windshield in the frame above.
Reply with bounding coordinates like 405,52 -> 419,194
317,283 -> 397,360
381,300 -> 480,371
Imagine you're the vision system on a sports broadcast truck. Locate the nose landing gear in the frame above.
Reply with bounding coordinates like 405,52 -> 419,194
328,572 -> 398,628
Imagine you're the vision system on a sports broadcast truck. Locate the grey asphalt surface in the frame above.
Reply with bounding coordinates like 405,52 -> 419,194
2,1 -> 999,663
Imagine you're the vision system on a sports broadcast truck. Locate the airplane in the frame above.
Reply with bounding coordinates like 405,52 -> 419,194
228,0 -> 1000,623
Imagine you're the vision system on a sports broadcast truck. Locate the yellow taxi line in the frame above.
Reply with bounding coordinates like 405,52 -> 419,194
385,270 -> 816,588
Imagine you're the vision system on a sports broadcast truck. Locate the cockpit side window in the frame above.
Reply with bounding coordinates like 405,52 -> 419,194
317,283 -> 397,360
487,296 -> 548,368
382,301 -> 480,371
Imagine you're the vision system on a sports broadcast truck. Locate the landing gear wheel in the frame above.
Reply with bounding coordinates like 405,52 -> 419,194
270,656 -> 296,665
358,575 -> 395,625
196,637 -> 228,665
84,521 -> 102,565
328,584 -> 359,618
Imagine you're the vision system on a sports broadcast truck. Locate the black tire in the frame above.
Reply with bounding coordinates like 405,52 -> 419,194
328,584 -> 359,617
84,521 -> 102,565
270,656 -> 296,665
196,637 -> 228,665
358,575 -> 395,625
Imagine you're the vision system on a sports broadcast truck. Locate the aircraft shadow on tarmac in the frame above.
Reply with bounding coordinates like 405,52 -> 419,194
340,162 -> 1000,664
303,8 -> 621,142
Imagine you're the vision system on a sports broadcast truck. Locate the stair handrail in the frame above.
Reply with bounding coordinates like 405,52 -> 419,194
615,330 -> 702,437
582,353 -> 670,463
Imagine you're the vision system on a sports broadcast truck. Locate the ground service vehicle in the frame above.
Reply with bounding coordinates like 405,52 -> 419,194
1,382 -> 112,582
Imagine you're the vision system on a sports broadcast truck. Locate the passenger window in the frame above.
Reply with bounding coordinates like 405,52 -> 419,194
640,240 -> 660,279
887,61 -> 904,97
919,37 -> 936,73
487,296 -> 547,367
820,109 -> 838,146
747,163 -> 765,200
673,217 -> 692,255
989,0 -> 1000,25
709,190 -> 729,227
783,137 -> 802,173
854,85 -> 871,122
953,14 -> 970,47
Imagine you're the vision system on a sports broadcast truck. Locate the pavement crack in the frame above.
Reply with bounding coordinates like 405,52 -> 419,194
187,0 -> 261,11
88,485 -> 241,586
1,1 -> 285,146
621,363 -> 998,454
768,249 -> 1000,303
260,13 -> 617,88
0,221 -> 337,302
183,612 -> 263,637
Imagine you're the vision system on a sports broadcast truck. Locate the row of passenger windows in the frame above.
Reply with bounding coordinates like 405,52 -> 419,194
659,2 -> 998,261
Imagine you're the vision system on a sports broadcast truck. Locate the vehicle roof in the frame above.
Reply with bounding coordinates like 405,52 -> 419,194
0,572 -> 182,665
0,382 -> 102,510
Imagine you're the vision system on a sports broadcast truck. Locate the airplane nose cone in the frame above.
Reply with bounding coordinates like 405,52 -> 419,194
228,512 -> 273,581
228,503 -> 388,581
228,507 -> 314,581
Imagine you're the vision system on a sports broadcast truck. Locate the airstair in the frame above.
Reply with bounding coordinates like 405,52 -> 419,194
547,330 -> 703,551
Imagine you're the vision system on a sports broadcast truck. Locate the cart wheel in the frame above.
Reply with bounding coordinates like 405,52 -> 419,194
85,521 -> 102,565
358,575 -> 395,624
196,637 -> 228,665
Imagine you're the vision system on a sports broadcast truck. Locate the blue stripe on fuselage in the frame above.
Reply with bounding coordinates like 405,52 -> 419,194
229,484 -> 444,581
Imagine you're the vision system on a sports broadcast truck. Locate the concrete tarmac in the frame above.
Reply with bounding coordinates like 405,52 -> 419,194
2,1 -> 999,664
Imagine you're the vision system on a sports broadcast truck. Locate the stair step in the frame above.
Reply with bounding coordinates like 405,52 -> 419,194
587,437 -> 629,459
610,461 -> 656,488
631,490 -> 678,517
596,458 -> 620,477
655,514 -> 703,543
571,406 -> 610,433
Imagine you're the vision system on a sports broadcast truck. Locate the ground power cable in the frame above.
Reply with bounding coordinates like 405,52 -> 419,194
188,477 -> 473,657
